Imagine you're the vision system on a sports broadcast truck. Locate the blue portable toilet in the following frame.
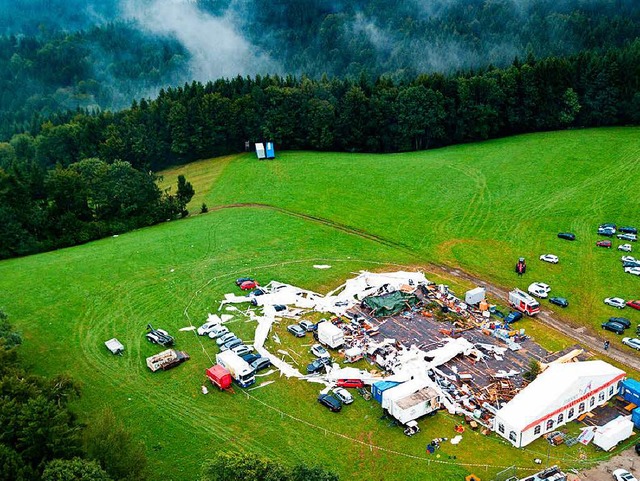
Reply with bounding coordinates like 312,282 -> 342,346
371,381 -> 400,404
620,379 -> 640,405
632,407 -> 640,428
265,141 -> 275,159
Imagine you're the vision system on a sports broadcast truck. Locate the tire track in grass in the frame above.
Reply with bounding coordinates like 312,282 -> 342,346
206,203 -> 416,255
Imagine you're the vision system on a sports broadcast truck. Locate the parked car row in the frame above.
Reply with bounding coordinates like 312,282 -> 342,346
287,320 -> 317,337
604,298 -> 640,310
317,381 -> 363,412
196,317 -> 271,373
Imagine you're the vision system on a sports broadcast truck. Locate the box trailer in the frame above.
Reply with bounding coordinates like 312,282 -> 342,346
205,365 -> 233,390
465,287 -> 486,305
146,349 -> 190,372
317,321 -> 344,349
391,387 -> 440,424
381,379 -> 439,424
216,350 -> 255,387
508,288 -> 540,316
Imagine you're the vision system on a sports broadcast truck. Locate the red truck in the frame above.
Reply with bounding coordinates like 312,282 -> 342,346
205,365 -> 232,390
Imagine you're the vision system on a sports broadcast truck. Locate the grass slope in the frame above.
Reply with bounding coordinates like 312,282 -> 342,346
2,128 -> 640,480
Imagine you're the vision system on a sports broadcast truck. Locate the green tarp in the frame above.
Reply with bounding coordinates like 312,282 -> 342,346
363,291 -> 418,317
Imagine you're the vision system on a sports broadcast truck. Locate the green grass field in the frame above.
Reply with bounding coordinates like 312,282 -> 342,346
3,127 -> 640,481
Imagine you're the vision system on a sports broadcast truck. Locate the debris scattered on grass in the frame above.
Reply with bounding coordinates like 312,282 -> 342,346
313,265 -> 331,269
179,326 -> 196,332
248,380 -> 275,391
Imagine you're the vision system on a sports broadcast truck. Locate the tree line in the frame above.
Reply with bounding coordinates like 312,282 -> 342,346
6,40 -> 637,172
0,311 -> 148,481
1,41 -> 639,259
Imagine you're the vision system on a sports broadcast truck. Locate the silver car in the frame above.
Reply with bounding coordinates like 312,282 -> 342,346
622,338 -> 640,350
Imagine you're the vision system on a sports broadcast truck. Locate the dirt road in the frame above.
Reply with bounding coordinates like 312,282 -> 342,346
430,263 -> 640,373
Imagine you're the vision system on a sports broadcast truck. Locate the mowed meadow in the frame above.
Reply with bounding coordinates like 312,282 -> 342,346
3,127 -> 640,480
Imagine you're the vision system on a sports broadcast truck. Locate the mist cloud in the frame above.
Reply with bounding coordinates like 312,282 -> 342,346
120,0 -> 280,81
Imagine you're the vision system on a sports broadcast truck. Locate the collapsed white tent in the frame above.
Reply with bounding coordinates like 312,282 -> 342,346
593,415 -> 634,451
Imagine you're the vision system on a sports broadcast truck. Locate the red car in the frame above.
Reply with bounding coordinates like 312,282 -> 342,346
336,379 -> 365,389
627,300 -> 640,311
240,280 -> 259,290
596,240 -> 612,248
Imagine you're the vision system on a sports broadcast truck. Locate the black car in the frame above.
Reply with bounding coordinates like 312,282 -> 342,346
250,357 -> 272,371
505,311 -> 523,323
598,228 -> 615,237
318,394 -> 342,412
549,297 -> 569,308
610,317 -> 631,328
146,324 -> 175,346
602,320 -> 626,334
558,232 -> 576,241
620,226 -> 638,235
307,358 -> 329,374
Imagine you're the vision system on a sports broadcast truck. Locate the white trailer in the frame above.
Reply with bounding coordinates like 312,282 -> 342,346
216,350 -> 255,387
508,288 -> 540,316
465,287 -> 486,305
381,379 -> 440,424
317,321 -> 344,349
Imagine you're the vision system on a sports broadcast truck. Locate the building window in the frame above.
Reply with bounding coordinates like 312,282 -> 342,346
498,423 -> 504,434
590,397 -> 595,407
557,413 -> 564,424
609,386 -> 614,396
579,402 -> 585,413
546,419 -> 554,430
599,391 -> 605,402
509,431 -> 517,442
568,408 -> 575,419
534,425 -> 541,435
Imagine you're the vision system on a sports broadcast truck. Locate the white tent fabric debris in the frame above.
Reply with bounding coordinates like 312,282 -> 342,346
593,415 -> 634,451
313,265 -> 332,269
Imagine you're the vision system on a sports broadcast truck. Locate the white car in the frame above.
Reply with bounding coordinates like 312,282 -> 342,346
604,297 -> 626,309
625,267 -> 640,276
622,338 -> 640,351
311,343 -> 331,359
619,244 -> 633,252
333,387 -> 354,404
197,320 -> 221,336
613,469 -> 638,481
539,254 -> 559,264
622,256 -> 637,263
210,326 -> 231,340
528,282 -> 550,298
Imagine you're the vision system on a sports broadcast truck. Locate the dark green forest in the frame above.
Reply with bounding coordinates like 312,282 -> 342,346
0,312 -> 148,481
1,0 -> 640,259
3,0 -> 640,140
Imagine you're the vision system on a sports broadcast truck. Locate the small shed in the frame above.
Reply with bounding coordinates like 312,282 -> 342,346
372,380 -> 400,403
632,407 -> 640,428
465,287 -> 486,305
104,338 -> 124,355
265,141 -> 275,159
344,346 -> 363,363
620,378 -> 640,405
